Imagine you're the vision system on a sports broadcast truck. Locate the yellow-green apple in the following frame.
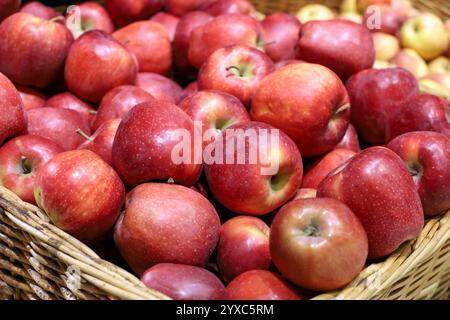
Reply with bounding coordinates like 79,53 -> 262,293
293,188 -> 317,200
77,119 -> 120,166
385,94 -> 450,141
251,63 -> 350,156
135,73 -> 184,104
114,183 -> 221,275
92,85 -> 154,131
217,216 -> 270,282
112,100 -> 202,187
188,14 -> 263,69
16,85 -> 46,110
295,4 -> 335,23
178,90 -> 250,149
0,0 -> 20,22
346,67 -> 419,144
44,92 -> 96,129
401,13 -> 449,61
372,32 -> 400,61
227,270 -> 303,300
428,57 -> 450,75
35,149 -> 125,243
64,30 -> 138,103
261,12 -> 302,63
0,73 -> 27,145
338,12 -> 362,23
302,148 -> 356,189
65,1 -> 114,39
317,147 -> 424,259
141,263 -> 227,300
390,49 -> 429,79
202,0 -> 256,17
113,21 -> 172,74
173,11 -> 213,69
387,131 -> 450,217
27,107 -> 91,151
0,135 -> 62,204
335,124 -> 361,152
198,45 -> 274,106
362,4 -> 401,35
105,0 -> 164,26
296,20 -> 375,79
20,1 -> 58,19
270,197 -> 368,290
165,0 -> 213,17
150,12 -> 179,42
0,13 -> 73,88
204,121 -> 303,215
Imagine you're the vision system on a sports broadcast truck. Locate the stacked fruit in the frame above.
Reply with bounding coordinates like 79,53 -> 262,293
0,0 -> 449,300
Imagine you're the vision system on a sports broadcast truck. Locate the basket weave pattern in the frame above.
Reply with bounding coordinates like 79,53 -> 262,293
0,0 -> 449,300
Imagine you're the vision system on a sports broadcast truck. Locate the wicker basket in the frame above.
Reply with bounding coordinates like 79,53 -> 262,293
1,0 -> 450,300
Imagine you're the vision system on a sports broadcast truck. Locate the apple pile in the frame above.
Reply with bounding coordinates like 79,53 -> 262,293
0,0 -> 449,300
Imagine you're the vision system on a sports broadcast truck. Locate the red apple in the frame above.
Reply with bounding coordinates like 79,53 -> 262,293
202,0 -> 256,17
227,270 -> 303,300
335,124 -> 361,152
165,0 -> 213,17
20,1 -> 58,20
16,85 -> 46,110
105,0 -> 164,27
270,197 -> 368,291
387,131 -> 450,217
112,100 -> 202,187
77,119 -> 120,166
217,216 -> 270,282
293,188 -> 317,200
92,85 -> 154,131
135,72 -> 184,104
362,4 -> 401,35
35,149 -> 125,243
27,107 -> 91,151
204,121 -> 303,215
0,13 -> 73,88
302,148 -> 356,189
64,30 -> 138,103
179,90 -> 250,149
251,63 -> 350,156
0,0 -> 20,22
346,67 -> 419,144
296,19 -> 375,79
0,73 -> 27,145
113,21 -> 172,74
317,147 -> 424,259
114,183 -> 221,275
65,1 -> 114,39
44,92 -> 96,129
188,14 -> 262,69
173,11 -> 213,69
261,12 -> 302,63
0,135 -> 62,204
385,94 -> 450,141
182,81 -> 199,99
141,263 -> 227,300
198,45 -> 274,106
150,12 -> 179,42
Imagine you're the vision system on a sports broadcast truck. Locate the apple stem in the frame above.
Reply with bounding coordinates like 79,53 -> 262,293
76,128 -> 93,142
226,66 -> 243,77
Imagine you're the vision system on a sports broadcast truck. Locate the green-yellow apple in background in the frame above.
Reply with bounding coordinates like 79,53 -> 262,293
428,57 -> 450,75
390,49 -> 428,79
401,13 -> 449,61
296,4 -> 336,23
372,32 -> 400,61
